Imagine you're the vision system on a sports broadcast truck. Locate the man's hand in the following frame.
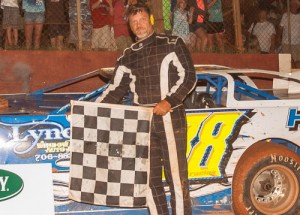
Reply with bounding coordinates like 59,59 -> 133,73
153,100 -> 172,116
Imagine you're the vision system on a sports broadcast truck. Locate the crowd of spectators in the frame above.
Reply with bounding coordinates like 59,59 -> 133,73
165,0 -> 300,58
0,0 -> 135,50
243,0 -> 300,66
0,0 -> 299,63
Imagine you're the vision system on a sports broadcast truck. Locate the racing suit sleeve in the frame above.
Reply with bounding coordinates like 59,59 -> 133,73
95,65 -> 131,104
164,38 -> 197,108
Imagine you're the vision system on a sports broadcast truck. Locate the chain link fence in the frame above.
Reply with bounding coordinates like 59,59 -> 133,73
0,0 -> 299,61
240,0 -> 300,67
241,0 -> 283,54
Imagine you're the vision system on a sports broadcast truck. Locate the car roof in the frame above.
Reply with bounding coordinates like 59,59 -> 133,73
194,64 -> 299,80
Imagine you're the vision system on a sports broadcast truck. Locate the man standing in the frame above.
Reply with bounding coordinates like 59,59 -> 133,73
90,0 -> 117,51
96,3 -> 196,214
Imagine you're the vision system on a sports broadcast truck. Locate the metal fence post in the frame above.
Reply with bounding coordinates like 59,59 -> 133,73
287,0 -> 291,54
232,0 -> 243,52
76,0 -> 83,50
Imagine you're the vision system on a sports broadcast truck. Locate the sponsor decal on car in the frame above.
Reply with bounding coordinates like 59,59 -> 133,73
245,206 -> 258,215
0,169 -> 24,202
0,115 -> 70,172
287,108 -> 300,131
270,154 -> 300,171
7,121 -> 70,155
186,109 -> 254,181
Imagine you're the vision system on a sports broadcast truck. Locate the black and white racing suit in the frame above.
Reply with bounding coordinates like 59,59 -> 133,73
96,32 -> 197,215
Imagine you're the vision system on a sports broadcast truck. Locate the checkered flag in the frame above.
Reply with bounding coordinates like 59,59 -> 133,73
68,101 -> 153,207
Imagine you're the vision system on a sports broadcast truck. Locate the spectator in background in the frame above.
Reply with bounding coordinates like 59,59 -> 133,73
258,0 -> 276,9
170,0 -> 176,15
206,0 -> 224,52
170,0 -> 175,30
22,0 -> 45,49
1,0 -> 22,48
68,0 -> 92,50
45,0 -> 68,50
113,0 -> 132,50
172,0 -> 193,49
268,4 -> 283,27
248,8 -> 276,53
278,0 -> 300,67
188,0 -> 208,52
90,0 -> 117,51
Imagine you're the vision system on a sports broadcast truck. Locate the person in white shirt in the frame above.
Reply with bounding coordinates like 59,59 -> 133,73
278,0 -> 300,68
248,7 -> 276,54
1,0 -> 22,48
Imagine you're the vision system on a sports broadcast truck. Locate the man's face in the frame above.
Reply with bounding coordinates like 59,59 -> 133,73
128,10 -> 153,40
258,10 -> 268,21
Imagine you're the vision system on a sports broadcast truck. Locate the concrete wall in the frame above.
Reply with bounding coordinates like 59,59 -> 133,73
0,51 -> 279,94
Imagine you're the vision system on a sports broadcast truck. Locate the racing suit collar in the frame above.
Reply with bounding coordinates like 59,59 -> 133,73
132,32 -> 156,50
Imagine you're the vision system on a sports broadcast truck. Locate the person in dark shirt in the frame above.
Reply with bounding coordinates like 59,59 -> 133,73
96,3 -> 196,214
45,0 -> 69,49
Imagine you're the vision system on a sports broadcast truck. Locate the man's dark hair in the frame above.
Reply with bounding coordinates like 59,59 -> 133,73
258,6 -> 270,13
126,3 -> 151,19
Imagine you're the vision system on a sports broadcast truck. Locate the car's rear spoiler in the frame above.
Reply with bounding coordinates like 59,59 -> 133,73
31,68 -> 115,95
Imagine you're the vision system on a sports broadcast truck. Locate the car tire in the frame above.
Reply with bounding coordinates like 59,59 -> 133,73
232,141 -> 300,215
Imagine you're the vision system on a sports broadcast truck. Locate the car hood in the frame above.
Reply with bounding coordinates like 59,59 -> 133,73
0,93 -> 83,115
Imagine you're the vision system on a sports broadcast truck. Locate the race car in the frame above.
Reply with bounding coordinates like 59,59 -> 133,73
0,65 -> 300,214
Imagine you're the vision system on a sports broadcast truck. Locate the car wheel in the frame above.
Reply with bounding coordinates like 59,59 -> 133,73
232,142 -> 300,215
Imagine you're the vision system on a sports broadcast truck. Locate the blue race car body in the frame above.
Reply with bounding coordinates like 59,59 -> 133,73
1,66 -> 300,214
